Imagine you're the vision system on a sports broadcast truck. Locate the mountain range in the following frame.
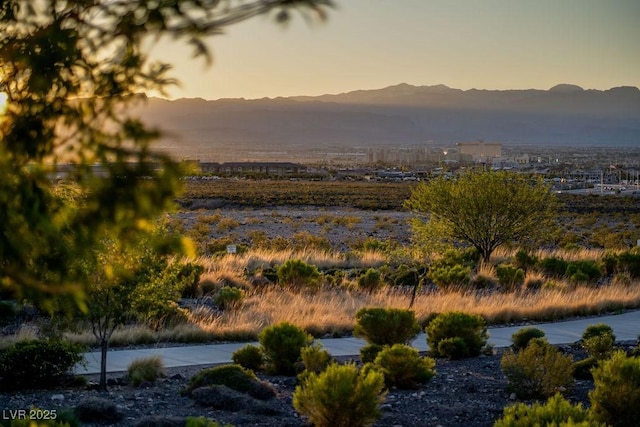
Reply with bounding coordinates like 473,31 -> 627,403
136,84 -> 640,160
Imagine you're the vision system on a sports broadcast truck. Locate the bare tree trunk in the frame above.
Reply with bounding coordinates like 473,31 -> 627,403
100,336 -> 108,391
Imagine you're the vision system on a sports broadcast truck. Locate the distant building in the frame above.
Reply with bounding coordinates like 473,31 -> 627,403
456,141 -> 502,163
199,162 -> 303,176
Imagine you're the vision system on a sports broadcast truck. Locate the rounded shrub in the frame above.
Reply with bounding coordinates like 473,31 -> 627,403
127,355 -> 166,386
566,261 -> 602,283
538,256 -> 568,277
495,263 -> 525,290
494,393 -> 602,427
360,343 -> 384,364
501,338 -> 574,399
231,344 -> 264,371
582,323 -> 616,342
371,344 -> 435,389
0,339 -> 84,389
514,249 -> 537,271
258,321 -> 313,375
293,363 -> 386,427
511,327 -> 546,350
425,311 -> 488,358
213,285 -> 245,310
589,350 -> 640,427
437,336 -> 470,360
300,344 -> 332,375
354,307 -> 421,346
357,268 -> 383,293
428,264 -> 471,289
185,364 -> 275,400
276,259 -> 321,290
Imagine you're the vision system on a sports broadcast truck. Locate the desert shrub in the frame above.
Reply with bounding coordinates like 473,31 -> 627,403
617,249 -> 640,278
538,256 -> 568,277
293,363 -> 386,427
425,311 -> 488,358
213,286 -> 245,310
428,264 -> 471,289
259,322 -> 313,375
566,261 -> 602,283
372,344 -> 436,389
0,339 -> 84,389
581,324 -> 616,361
127,356 -> 166,386
360,343 -> 384,364
390,264 -> 424,288
469,272 -> 498,289
300,344 -> 332,375
185,364 -> 275,399
511,327 -> 546,350
494,393 -> 602,427
276,259 -> 321,290
75,397 -> 122,424
501,338 -> 574,399
232,344 -> 264,371
436,336 -> 469,360
357,268 -> 383,293
582,323 -> 616,342
495,263 -> 525,290
589,350 -> 640,427
185,417 -> 229,427
514,249 -> 537,271
354,307 -> 421,346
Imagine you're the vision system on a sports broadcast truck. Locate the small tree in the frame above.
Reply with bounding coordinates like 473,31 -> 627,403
406,171 -> 558,262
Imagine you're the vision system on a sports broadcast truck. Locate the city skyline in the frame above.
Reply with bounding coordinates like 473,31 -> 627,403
149,0 -> 640,100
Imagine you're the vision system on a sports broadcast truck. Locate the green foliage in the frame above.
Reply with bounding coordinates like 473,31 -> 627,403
425,311 -> 488,358
213,286 -> 245,310
573,357 -> 597,380
406,171 -> 558,262
293,363 -> 386,427
495,264 -> 525,290
428,264 -> 471,289
589,350 -> 640,427
616,249 -> 640,278
583,335 -> 615,361
0,339 -> 84,390
184,364 -> 275,400
276,259 -> 322,290
354,307 -> 421,346
232,344 -> 264,371
511,327 -> 546,350
514,249 -> 538,271
501,338 -> 574,399
300,344 -> 333,376
372,344 -> 436,389
357,268 -> 383,292
582,323 -> 616,342
185,417 -> 231,427
494,393 -> 603,427
127,356 -> 166,386
566,261 -> 602,283
258,322 -> 313,375
360,343 -> 384,364
538,257 -> 569,277
437,336 -> 470,360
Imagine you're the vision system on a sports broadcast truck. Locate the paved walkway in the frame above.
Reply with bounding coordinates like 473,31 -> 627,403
75,310 -> 640,375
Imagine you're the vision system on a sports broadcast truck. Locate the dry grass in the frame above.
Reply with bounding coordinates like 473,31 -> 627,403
59,281 -> 640,347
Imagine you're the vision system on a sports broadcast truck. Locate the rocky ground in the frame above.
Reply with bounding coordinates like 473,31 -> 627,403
4,342 -> 632,427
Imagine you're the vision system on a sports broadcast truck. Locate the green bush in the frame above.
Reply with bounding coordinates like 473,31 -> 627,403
293,363 -> 386,427
357,268 -> 383,292
494,393 -> 602,427
514,249 -> 537,271
127,355 -> 166,386
259,322 -> 313,375
617,250 -> 640,278
185,364 -> 275,400
538,257 -> 568,277
511,327 -> 546,350
437,336 -> 470,360
501,338 -> 574,399
428,264 -> 471,289
232,344 -> 264,371
0,340 -> 84,389
360,343 -> 384,364
495,264 -> 525,290
372,344 -> 436,389
589,350 -> 640,427
582,323 -> 616,341
566,261 -> 602,283
354,307 -> 421,346
300,344 -> 332,375
425,311 -> 488,358
276,259 -> 321,290
185,417 -> 230,427
213,285 -> 245,310
582,324 -> 616,360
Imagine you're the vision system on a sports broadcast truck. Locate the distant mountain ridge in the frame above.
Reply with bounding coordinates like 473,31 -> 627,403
136,84 -> 640,160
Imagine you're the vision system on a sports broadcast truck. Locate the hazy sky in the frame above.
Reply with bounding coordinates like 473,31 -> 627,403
151,1 -> 639,100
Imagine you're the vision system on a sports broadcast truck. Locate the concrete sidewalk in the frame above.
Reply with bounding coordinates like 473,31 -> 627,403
75,310 -> 640,375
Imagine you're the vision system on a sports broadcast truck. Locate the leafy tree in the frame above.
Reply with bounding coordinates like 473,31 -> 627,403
0,0 -> 333,308
405,171 -> 558,262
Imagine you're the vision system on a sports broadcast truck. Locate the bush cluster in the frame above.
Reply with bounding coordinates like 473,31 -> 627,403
495,264 -> 525,290
276,259 -> 321,291
494,393 -> 601,427
425,311 -> 488,359
370,344 -> 435,389
354,307 -> 421,347
258,322 -> 313,376
0,340 -> 84,389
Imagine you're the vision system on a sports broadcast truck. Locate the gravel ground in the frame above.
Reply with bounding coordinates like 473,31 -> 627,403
3,343 -> 628,427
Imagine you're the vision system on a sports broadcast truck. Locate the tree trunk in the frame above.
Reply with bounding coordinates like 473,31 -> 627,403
100,337 -> 108,391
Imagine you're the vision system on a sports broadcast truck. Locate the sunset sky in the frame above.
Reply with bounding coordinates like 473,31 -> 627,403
150,0 -> 640,100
